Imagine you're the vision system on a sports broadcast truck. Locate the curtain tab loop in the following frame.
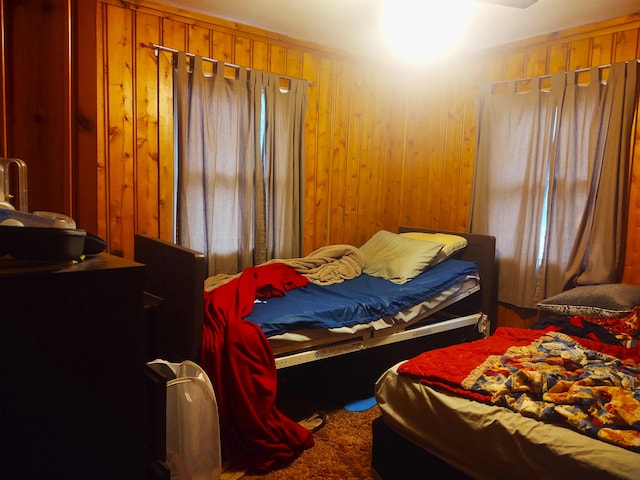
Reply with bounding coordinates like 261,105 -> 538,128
177,51 -> 192,75
237,65 -> 247,82
550,72 -> 565,91
193,55 -> 204,76
530,76 -> 540,93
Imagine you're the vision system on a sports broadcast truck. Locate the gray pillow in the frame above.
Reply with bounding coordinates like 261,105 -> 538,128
537,284 -> 640,318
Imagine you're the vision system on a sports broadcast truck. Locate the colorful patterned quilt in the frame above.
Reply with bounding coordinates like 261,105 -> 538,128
398,328 -> 640,451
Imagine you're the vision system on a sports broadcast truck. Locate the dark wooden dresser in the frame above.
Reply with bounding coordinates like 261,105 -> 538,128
0,254 -> 153,479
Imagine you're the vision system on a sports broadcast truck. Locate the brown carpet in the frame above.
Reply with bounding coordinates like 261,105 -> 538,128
242,405 -> 381,480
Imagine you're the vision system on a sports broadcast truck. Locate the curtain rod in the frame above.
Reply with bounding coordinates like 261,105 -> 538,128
488,59 -> 640,86
153,43 -> 242,69
152,43 -> 308,85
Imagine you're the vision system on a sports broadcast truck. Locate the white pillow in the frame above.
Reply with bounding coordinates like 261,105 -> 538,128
359,230 -> 444,284
400,232 -> 468,265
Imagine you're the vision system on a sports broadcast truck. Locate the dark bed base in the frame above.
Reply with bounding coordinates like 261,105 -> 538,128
371,416 -> 471,480
275,323 -> 482,418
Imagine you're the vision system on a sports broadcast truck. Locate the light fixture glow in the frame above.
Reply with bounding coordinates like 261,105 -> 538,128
379,0 -> 476,64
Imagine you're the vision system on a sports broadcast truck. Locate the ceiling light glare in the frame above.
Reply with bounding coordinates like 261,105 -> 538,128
379,0 -> 476,64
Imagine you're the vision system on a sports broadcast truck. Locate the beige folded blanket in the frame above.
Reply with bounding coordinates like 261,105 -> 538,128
204,244 -> 365,291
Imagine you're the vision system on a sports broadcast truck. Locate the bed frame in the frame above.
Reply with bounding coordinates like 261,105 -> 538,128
134,228 -> 497,368
135,234 -> 205,362
371,415 -> 471,479
398,227 -> 497,330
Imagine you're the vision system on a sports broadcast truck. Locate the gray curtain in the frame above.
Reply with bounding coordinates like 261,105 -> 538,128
253,72 -> 308,264
563,62 -> 640,288
175,52 -> 308,276
471,61 -> 640,309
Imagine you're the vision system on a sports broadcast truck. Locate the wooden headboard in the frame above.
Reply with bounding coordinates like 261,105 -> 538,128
134,234 -> 205,362
398,227 -> 498,333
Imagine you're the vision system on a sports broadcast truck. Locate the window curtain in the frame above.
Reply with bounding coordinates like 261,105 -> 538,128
253,72 -> 308,264
174,52 -> 308,276
563,62 -> 640,288
471,61 -> 640,309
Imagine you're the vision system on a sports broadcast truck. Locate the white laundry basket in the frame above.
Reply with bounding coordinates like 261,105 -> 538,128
148,359 -> 221,480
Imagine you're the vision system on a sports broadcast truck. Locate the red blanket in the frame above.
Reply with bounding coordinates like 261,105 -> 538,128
200,263 -> 314,473
398,327 -> 640,450
398,327 -> 640,401
397,328 -> 543,401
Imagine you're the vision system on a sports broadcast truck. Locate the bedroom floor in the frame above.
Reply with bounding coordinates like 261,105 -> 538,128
240,404 -> 380,480
221,330 -> 477,479
224,350 -> 387,479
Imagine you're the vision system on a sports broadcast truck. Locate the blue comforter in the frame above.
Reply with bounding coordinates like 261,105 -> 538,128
247,259 -> 478,337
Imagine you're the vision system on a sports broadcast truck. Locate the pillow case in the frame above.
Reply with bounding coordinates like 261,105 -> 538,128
537,284 -> 640,318
400,231 -> 468,265
359,230 -> 444,284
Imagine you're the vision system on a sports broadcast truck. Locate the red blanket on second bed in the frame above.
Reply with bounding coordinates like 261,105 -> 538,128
397,327 -> 544,402
200,263 -> 314,473
398,328 -> 640,391
398,327 -> 640,450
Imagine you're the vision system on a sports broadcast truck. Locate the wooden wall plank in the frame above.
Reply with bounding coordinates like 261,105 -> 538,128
408,86 -> 431,229
383,80 -> 408,233
286,49 -> 303,79
624,116 -> 640,285
157,49 -> 175,242
188,24 -> 211,57
425,86 -> 446,228
75,0 -> 99,233
212,30 -> 234,62
504,51 -> 526,80
568,38 -> 592,70
457,86 -> 476,232
343,64 -> 365,247
105,4 -> 135,256
313,56 -> 334,245
354,68 -> 376,247
441,82 -> 464,232
329,60 -> 349,244
188,24 -> 213,75
613,29 -> 640,61
399,82 -> 418,231
302,51 -> 320,251
252,40 -> 269,71
234,36 -> 252,67
270,45 -> 287,76
134,12 -> 161,237
96,2 -> 107,237
161,17 -> 187,51
368,72 -> 390,233
626,26 -> 640,285
548,43 -> 569,74
7,0 -> 71,215
591,34 -> 614,66
524,47 -> 548,78
155,18 -> 188,242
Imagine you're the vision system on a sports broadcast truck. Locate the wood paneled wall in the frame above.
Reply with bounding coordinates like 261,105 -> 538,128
2,0 -> 72,214
95,0 -> 484,256
93,2 -> 640,327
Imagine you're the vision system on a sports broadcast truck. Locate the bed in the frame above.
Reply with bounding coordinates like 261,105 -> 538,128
134,226 -> 499,473
134,227 -> 497,369
371,284 -> 640,480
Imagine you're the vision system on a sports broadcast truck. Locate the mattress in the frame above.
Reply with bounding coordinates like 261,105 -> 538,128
268,275 -> 480,347
248,258 -> 479,337
374,363 -> 640,480
251,259 -> 482,369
